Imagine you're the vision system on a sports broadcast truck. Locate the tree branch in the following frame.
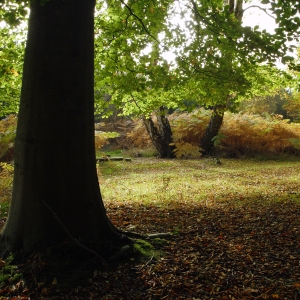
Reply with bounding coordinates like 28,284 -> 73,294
119,0 -> 160,44
243,5 -> 275,20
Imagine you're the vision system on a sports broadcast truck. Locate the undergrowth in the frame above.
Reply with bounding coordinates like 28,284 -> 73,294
127,109 -> 300,157
0,115 -> 17,162
0,162 -> 13,219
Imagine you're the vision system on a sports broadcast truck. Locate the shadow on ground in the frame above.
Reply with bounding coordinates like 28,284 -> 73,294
1,198 -> 300,299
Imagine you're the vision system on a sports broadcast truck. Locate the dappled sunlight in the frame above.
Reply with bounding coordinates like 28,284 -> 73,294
101,158 -> 300,208
100,158 -> 300,297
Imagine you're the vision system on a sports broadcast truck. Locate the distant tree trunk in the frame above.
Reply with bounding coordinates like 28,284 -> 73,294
143,107 -> 175,158
200,105 -> 225,155
200,1 -> 243,156
0,0 -> 121,256
229,0 -> 244,21
156,106 -> 175,157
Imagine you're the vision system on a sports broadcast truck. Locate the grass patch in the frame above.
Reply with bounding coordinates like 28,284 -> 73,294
2,157 -> 300,219
98,149 -> 123,157
100,157 -> 300,208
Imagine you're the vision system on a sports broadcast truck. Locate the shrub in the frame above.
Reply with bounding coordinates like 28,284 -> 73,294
0,162 -> 13,218
219,112 -> 300,156
127,118 -> 154,149
283,92 -> 300,122
94,130 -> 120,151
0,115 -> 17,162
126,110 -> 300,157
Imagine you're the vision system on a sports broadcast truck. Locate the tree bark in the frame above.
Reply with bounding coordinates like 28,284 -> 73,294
143,108 -> 175,158
0,0 -> 120,256
156,107 -> 175,158
228,0 -> 244,20
200,105 -> 225,155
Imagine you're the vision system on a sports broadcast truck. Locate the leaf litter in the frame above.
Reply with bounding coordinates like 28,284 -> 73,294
2,200 -> 299,299
1,158 -> 300,299
103,199 -> 300,300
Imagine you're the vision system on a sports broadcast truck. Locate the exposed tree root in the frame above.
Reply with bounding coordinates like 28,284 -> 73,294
147,232 -> 173,239
43,201 -> 108,265
43,200 -> 172,269
118,229 -> 173,239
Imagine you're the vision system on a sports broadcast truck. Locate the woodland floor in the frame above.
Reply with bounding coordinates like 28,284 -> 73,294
1,157 -> 300,299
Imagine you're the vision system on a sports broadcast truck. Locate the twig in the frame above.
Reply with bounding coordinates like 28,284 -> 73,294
147,233 -> 173,239
243,5 -> 275,20
139,254 -> 154,270
119,0 -> 160,44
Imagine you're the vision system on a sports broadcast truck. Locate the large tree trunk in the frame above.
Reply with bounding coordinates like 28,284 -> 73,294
0,0 -> 120,256
143,108 -> 175,158
200,105 -> 225,155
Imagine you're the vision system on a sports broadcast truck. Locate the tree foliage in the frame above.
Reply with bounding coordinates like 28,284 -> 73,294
94,0 -> 297,121
94,0 -> 177,117
0,26 -> 25,117
283,92 -> 300,122
0,0 -> 29,26
1,0 -> 299,119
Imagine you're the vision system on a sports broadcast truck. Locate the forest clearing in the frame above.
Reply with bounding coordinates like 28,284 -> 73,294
1,0 -> 300,298
1,157 -> 300,299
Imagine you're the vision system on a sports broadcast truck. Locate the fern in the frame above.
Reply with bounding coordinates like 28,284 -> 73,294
220,112 -> 300,156
0,115 -> 17,162
286,138 -> 300,150
127,118 -> 153,148
94,131 -> 119,150
108,110 -> 300,157
171,141 -> 202,159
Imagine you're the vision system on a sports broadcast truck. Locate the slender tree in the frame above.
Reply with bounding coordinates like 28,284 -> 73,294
171,0 -> 294,154
198,0 -> 244,154
0,0 -> 121,255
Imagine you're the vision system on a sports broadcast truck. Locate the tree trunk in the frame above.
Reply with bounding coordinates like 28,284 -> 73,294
0,0 -> 120,256
200,105 -> 225,155
199,1 -> 243,156
143,109 -> 175,158
156,107 -> 175,158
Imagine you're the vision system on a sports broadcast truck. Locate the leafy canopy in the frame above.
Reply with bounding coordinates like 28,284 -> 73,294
94,0 -> 297,118
0,0 -> 299,118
